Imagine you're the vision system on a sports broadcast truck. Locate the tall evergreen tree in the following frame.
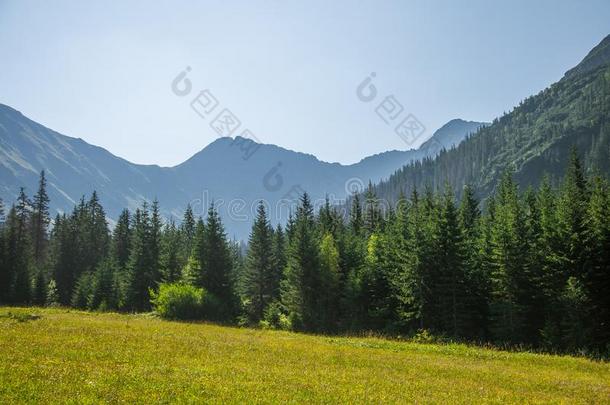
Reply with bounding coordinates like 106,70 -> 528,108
433,184 -> 469,337
161,219 -> 182,283
50,213 -> 77,305
241,202 -> 274,323
7,189 -> 33,303
31,170 -> 50,265
149,199 -> 163,287
583,175 -> 610,348
349,193 -> 363,237
363,183 -> 381,235
181,204 -> 196,261
111,209 -> 132,271
269,224 -> 286,303
318,232 -> 341,331
557,149 -> 589,277
184,218 -> 204,284
488,170 -> 531,343
124,205 -> 153,311
281,193 -> 321,331
201,203 -> 236,320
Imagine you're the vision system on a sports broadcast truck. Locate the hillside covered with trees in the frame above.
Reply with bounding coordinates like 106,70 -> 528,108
371,35 -> 610,206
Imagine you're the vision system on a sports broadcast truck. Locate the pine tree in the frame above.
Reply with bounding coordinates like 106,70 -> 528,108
181,204 -> 196,261
241,202 -> 274,323
434,184 -> 468,337
557,148 -> 589,279
269,224 -> 286,303
111,209 -> 132,271
80,192 -> 110,275
89,259 -> 118,310
149,199 -> 163,288
318,232 -> 340,331
124,205 -> 153,311
318,197 -> 337,236
31,170 -> 50,265
7,189 -> 33,303
201,203 -> 236,320
582,175 -> 610,348
50,213 -> 78,305
349,193 -> 363,236
363,183 -> 381,235
185,218 -> 205,286
458,185 -> 488,338
488,170 -> 529,343
161,219 -> 182,283
281,193 -> 321,331
72,272 -> 93,309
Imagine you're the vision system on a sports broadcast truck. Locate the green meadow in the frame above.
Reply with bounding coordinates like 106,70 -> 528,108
0,307 -> 608,403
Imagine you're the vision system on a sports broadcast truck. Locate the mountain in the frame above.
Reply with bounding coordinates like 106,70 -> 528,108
371,34 -> 610,205
0,104 -> 484,238
564,34 -> 610,79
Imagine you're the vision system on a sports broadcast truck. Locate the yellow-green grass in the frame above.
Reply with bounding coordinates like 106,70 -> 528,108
0,307 -> 608,403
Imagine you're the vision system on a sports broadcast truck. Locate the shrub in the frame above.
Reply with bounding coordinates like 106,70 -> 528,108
150,283 -> 206,320
260,301 -> 291,330
46,279 -> 60,307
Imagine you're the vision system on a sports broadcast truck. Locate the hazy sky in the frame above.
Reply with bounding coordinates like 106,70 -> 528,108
1,1 -> 609,167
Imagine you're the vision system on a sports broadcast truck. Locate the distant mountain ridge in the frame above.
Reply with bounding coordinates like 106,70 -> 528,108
0,104 -> 484,238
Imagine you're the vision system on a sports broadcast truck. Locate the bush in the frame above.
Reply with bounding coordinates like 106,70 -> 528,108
260,301 -> 291,330
150,283 -> 206,320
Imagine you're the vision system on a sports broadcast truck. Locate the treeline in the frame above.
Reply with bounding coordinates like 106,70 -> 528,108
0,151 -> 608,355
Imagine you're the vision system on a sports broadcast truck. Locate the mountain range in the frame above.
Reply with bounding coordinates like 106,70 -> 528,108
0,104 -> 484,238
3,33 -> 609,240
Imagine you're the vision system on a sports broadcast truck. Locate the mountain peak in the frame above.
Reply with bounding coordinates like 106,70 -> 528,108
420,119 -> 488,152
564,34 -> 610,79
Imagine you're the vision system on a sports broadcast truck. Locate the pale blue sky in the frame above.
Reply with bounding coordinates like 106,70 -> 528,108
1,0 -> 609,166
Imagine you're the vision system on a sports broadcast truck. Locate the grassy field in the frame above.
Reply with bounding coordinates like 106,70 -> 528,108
0,307 -> 608,403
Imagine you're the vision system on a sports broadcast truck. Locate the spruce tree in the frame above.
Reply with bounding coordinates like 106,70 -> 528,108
89,259 -> 118,310
31,170 -> 50,265
583,175 -> 610,348
557,148 -> 589,279
149,199 -> 163,287
124,206 -> 153,311
50,213 -> 78,305
161,219 -> 182,283
434,185 -> 468,337
281,193 -> 321,331
488,170 -> 529,343
363,183 -> 381,235
7,189 -> 33,303
318,232 -> 340,331
269,224 -> 286,303
349,193 -> 363,237
241,202 -> 274,323
181,204 -> 196,261
111,209 -> 132,272
185,218 -> 205,286
201,203 -> 236,320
